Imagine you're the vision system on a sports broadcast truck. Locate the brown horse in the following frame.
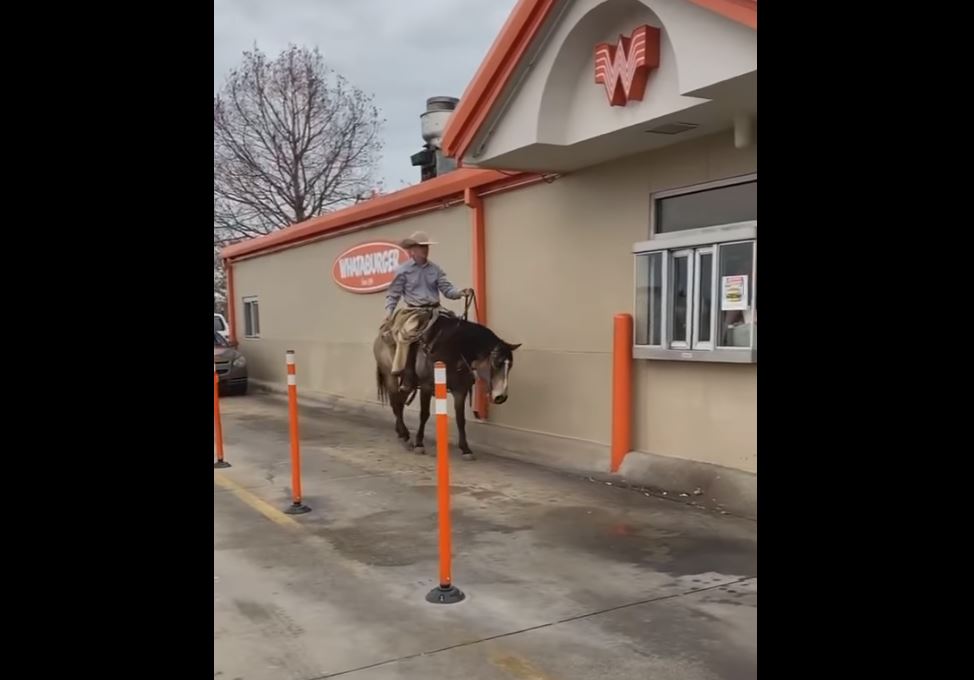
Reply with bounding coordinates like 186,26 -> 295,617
374,315 -> 520,459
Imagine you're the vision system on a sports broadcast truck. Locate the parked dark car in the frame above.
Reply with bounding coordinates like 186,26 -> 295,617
214,331 -> 248,395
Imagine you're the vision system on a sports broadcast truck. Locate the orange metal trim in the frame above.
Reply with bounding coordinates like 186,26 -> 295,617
228,201 -> 464,265
688,0 -> 757,30
441,0 -> 559,161
221,169 -> 514,261
464,188 -> 489,420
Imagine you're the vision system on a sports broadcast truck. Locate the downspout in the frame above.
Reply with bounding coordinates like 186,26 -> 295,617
224,258 -> 237,345
464,188 -> 488,420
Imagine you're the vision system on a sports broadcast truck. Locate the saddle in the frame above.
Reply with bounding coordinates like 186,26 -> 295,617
379,306 -> 457,350
419,308 -> 457,355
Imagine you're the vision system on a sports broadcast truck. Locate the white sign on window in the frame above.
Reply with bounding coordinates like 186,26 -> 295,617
721,275 -> 749,311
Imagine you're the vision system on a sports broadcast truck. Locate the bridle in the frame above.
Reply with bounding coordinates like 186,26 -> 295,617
458,291 -> 509,413
462,289 -> 479,323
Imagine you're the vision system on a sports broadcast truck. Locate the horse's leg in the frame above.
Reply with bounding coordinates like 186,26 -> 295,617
391,391 -> 412,450
455,386 -> 476,461
414,387 -> 431,455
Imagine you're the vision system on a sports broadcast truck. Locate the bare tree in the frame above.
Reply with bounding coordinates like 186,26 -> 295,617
213,246 -> 227,316
214,42 -> 385,252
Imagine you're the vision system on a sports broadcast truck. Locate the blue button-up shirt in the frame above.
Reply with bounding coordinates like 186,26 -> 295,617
385,259 -> 462,315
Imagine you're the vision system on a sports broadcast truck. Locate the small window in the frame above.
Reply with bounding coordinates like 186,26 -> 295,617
656,180 -> 756,233
717,242 -> 754,348
243,297 -> 260,338
693,248 -> 715,350
634,252 -> 663,345
669,250 -> 692,348
633,176 -> 756,363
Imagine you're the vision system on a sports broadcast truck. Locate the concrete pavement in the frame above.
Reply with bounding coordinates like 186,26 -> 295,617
214,394 -> 756,680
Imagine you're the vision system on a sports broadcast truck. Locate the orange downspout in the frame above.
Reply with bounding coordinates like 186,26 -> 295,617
225,259 -> 237,344
611,313 -> 633,472
464,188 -> 488,420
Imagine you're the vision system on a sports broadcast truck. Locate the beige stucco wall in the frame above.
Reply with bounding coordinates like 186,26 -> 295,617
230,130 -> 755,475
232,205 -> 472,405
484,129 -> 756,472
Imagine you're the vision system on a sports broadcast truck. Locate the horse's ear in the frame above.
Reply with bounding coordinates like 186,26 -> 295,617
507,343 -> 522,351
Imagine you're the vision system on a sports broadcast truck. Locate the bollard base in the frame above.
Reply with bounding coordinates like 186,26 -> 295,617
426,584 -> 465,604
213,460 -> 232,469
284,502 -> 311,515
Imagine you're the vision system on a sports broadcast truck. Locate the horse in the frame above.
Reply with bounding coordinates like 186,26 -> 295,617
374,313 -> 520,460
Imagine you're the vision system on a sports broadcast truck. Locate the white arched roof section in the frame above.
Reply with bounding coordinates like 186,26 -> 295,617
649,0 -> 756,96
537,0 -> 700,146
467,0 -> 756,169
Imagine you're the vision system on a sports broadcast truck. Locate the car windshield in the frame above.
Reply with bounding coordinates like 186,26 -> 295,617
214,331 -> 229,347
214,316 -> 225,332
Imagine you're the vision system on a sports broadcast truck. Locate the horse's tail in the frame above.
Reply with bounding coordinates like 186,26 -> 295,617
376,364 -> 387,405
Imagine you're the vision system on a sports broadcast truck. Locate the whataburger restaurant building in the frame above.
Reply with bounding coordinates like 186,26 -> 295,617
221,0 -> 758,515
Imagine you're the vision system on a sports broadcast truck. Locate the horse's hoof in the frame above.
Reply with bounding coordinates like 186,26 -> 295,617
399,439 -> 414,452
414,446 -> 426,455
461,452 -> 476,461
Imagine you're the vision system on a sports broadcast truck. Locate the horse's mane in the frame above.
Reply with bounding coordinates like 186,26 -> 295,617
453,318 -> 501,344
429,317 -> 501,361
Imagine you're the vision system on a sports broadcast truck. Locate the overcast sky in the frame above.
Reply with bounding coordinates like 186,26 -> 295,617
214,0 -> 517,190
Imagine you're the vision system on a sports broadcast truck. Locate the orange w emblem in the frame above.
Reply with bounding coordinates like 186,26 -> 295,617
594,25 -> 661,107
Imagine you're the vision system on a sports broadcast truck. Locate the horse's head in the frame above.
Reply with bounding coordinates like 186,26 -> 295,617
483,341 -> 521,404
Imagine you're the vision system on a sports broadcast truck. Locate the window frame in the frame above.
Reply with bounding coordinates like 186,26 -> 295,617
668,249 -> 693,350
242,296 -> 261,338
715,240 -> 757,351
633,174 -> 757,364
633,251 -> 665,347
692,246 -> 716,351
649,173 -> 757,238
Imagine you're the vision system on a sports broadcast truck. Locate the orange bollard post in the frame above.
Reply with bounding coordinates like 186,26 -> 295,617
284,350 -> 311,514
214,365 -> 231,469
426,362 -> 465,604
610,313 -> 633,473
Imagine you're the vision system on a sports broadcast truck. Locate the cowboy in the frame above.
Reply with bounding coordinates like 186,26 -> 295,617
384,231 -> 473,392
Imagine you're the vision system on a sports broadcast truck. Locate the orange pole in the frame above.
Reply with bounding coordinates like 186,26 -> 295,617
610,314 -> 633,473
435,363 -> 452,586
426,362 -> 465,604
465,188 -> 488,420
225,259 -> 237,345
214,365 -> 231,468
284,351 -> 310,514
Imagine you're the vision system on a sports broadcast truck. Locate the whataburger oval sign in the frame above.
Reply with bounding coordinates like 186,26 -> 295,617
332,241 -> 408,294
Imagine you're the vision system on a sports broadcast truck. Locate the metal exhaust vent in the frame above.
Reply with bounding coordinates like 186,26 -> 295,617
646,122 -> 699,135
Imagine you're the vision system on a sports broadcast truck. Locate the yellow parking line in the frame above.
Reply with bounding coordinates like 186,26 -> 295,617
214,473 -> 301,530
489,652 -> 556,680
216,473 -> 555,680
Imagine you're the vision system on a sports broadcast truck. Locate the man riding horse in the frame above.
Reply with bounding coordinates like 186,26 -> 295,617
383,231 -> 473,394
374,230 -> 520,458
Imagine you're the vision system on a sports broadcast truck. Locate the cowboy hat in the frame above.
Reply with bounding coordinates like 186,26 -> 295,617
401,231 -> 438,248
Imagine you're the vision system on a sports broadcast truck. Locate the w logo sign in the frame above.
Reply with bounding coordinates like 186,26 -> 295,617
594,25 -> 661,107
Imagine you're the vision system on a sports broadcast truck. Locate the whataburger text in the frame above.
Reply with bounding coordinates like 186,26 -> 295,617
332,241 -> 407,293
337,248 -> 402,279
